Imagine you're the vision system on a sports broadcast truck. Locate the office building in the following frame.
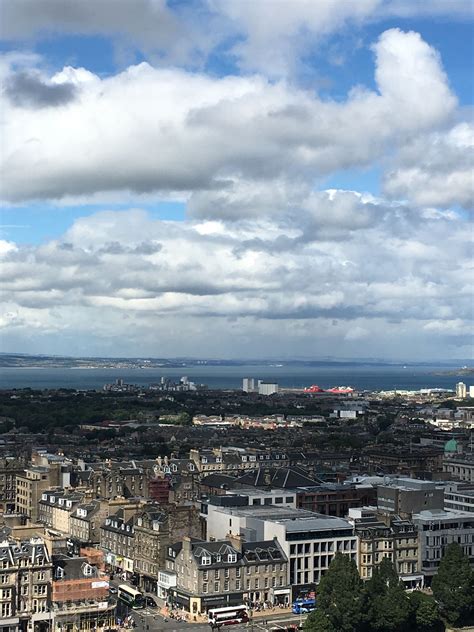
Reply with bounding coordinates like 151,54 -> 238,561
412,509 -> 474,583
377,478 -> 445,518
205,505 -> 356,597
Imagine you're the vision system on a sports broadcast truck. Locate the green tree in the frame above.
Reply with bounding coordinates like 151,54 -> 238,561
432,542 -> 474,626
304,553 -> 364,632
407,591 -> 442,632
364,558 -> 410,632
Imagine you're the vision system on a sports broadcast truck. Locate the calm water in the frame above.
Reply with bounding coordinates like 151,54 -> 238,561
0,364 -> 468,391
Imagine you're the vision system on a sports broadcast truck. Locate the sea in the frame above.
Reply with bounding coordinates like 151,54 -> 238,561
0,364 -> 469,392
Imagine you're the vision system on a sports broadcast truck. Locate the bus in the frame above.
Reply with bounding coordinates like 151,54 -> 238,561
208,605 -> 249,627
292,598 -> 316,614
117,584 -> 145,609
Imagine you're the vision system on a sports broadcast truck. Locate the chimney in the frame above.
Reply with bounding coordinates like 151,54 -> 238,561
182,536 -> 192,554
227,532 -> 243,552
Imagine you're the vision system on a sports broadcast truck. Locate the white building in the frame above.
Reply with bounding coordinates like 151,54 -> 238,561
412,509 -> 474,582
456,382 -> 467,398
242,378 -> 255,392
204,505 -> 356,597
444,482 -> 474,513
258,382 -> 279,396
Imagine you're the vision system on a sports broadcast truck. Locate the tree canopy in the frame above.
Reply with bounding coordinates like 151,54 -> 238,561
304,553 -> 364,632
432,542 -> 474,626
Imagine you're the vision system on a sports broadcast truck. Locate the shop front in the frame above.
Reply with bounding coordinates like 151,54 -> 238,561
271,588 -> 291,605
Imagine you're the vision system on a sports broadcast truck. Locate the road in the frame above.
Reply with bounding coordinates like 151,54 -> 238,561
129,608 -> 306,632
110,578 -> 305,632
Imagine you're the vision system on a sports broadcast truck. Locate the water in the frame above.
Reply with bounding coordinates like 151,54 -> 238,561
0,364 -> 468,391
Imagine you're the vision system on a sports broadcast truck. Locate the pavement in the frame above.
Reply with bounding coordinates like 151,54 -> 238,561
128,608 -> 306,632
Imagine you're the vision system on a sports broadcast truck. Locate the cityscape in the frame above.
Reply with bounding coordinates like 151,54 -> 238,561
1,1 -> 473,632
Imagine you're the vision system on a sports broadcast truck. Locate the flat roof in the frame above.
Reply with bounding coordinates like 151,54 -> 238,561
213,505 -> 352,530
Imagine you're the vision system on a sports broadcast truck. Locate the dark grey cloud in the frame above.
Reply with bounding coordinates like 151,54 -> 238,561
5,71 -> 77,108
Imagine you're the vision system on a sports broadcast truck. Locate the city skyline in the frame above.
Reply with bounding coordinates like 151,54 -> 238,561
1,1 -> 473,360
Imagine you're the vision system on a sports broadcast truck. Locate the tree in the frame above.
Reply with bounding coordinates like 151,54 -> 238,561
304,553 -> 364,632
432,542 -> 474,626
364,558 -> 410,632
407,592 -> 442,632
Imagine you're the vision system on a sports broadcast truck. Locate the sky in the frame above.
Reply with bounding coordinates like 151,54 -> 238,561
0,0 -> 473,360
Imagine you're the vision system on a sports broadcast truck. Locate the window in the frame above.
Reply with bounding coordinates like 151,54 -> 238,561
264,577 -> 269,588
225,568 -> 230,579
203,570 -> 208,581
228,553 -> 237,563
275,497 -> 283,504
202,556 -> 211,566
1,603 -> 11,618
236,579 -> 241,590
214,570 -> 220,580
34,585 -> 47,596
203,583 -> 208,593
255,578 -> 259,589
236,568 -> 241,578
272,577 -> 276,587
224,580 -> 229,591
214,582 -> 219,592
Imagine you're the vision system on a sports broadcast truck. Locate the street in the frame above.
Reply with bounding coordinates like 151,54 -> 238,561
129,608 -> 305,632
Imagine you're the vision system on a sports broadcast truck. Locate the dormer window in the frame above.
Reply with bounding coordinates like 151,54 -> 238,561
216,555 -> 221,562
202,556 -> 211,566
42,494 -> 47,501
55,567 -> 64,580
228,554 -> 237,563
66,501 -> 72,508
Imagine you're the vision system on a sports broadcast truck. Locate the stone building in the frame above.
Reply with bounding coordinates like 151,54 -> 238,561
132,504 -> 201,592
349,509 -> 422,589
38,490 -> 84,534
52,555 -> 113,631
0,458 -> 25,515
166,537 -> 289,615
69,499 -> 109,545
15,465 -> 61,523
0,536 -> 52,632
100,509 -> 135,578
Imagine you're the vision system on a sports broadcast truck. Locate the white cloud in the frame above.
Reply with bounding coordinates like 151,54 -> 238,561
384,122 -> 474,209
1,29 -> 456,203
0,199 -> 471,358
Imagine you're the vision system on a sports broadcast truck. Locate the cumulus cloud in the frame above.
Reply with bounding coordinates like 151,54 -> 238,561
384,122 -> 474,209
2,1 -> 470,77
1,29 -> 456,203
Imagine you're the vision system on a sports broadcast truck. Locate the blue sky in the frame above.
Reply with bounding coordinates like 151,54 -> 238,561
2,8 -> 472,245
0,1 -> 472,359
